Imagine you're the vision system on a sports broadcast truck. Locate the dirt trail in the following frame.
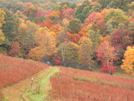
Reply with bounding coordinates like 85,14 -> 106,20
2,67 -> 56,101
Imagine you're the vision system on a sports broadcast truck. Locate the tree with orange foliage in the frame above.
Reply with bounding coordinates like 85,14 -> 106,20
47,11 -> 60,19
66,28 -> 87,44
50,24 -> 63,34
40,19 -> 53,29
66,31 -> 80,44
103,35 -> 111,43
121,46 -> 134,76
22,5 -> 34,17
78,27 -> 87,37
101,8 -> 109,17
29,29 -> 57,61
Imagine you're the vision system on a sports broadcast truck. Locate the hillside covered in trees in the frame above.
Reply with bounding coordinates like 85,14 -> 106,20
0,0 -> 134,76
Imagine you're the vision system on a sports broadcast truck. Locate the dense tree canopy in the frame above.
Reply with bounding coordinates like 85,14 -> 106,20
0,0 -> 134,75
67,18 -> 82,34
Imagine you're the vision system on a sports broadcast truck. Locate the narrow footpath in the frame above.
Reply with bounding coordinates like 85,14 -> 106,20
2,67 -> 59,101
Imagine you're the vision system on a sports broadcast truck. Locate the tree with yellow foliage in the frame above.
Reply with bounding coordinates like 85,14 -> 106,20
50,24 -> 63,34
121,46 -> 134,76
0,9 -> 5,27
29,29 -> 57,61
0,30 -> 5,45
0,9 -> 5,45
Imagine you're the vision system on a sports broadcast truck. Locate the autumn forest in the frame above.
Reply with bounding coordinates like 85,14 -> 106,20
0,0 -> 134,76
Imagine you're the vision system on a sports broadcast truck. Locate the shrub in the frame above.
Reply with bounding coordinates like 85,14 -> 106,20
99,62 -> 116,74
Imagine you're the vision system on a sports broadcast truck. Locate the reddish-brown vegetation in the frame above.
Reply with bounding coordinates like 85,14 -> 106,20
0,55 -> 48,99
47,66 -> 134,101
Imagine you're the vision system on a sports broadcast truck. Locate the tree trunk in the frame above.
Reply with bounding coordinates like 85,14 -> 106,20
107,60 -> 111,74
61,47 -> 65,66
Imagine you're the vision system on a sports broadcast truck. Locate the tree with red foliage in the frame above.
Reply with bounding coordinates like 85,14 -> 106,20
61,8 -> 75,20
112,29 -> 132,51
44,1 -> 50,6
99,62 -> 116,74
84,12 -> 97,26
96,40 -> 117,74
50,53 -> 62,65
130,18 -> 134,22
54,57 -> 62,65
84,12 -> 105,30
9,41 -> 21,57
34,10 -> 44,24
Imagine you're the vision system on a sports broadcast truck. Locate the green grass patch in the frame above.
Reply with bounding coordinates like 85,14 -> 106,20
24,67 -> 59,101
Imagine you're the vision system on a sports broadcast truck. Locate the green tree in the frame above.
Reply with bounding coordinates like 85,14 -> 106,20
74,13 -> 87,23
89,3 -> 102,13
74,0 -> 90,16
58,41 -> 79,67
2,9 -> 20,44
128,2 -> 134,13
52,4 -> 62,11
78,37 -> 93,70
108,0 -> 133,11
105,9 -> 129,28
67,18 -> 82,34
70,3 -> 77,9
105,20 -> 114,38
82,6 -> 91,15
88,30 -> 101,50
97,0 -> 111,9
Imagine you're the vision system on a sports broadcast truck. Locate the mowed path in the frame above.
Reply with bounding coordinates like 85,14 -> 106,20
2,66 -> 58,101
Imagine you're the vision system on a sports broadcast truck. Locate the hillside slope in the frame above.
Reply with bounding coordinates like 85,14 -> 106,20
1,55 -> 134,101
2,67 -> 58,101
47,66 -> 134,101
0,55 -> 49,99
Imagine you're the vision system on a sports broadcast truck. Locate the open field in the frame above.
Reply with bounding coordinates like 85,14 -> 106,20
2,67 -> 58,101
46,66 -> 134,101
0,55 -> 49,100
1,55 -> 134,101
